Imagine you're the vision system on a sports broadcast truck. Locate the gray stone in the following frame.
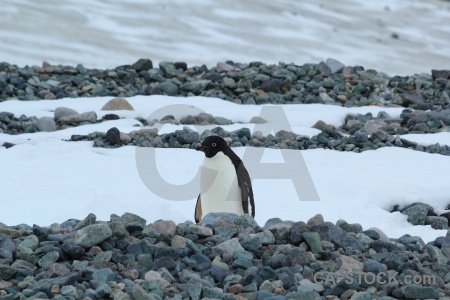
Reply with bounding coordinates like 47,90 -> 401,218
362,119 -> 388,135
109,221 -> 129,239
37,117 -> 56,132
213,116 -> 232,125
302,232 -> 323,254
402,284 -> 439,299
326,58 -> 345,73
180,80 -> 211,93
121,212 -> 147,227
0,265 -> 17,280
213,238 -> 245,258
155,81 -> 179,96
425,216 -> 449,230
234,214 -> 259,229
92,268 -> 115,286
311,224 -> 363,252
38,251 -> 59,269
350,292 -> 372,300
256,230 -> 276,245
59,111 -> 97,125
216,62 -> 235,73
61,285 -> 78,297
232,256 -> 253,269
363,259 -> 384,274
132,283 -> 160,300
68,223 -> 113,248
425,245 -> 448,264
17,234 -> 39,258
402,204 -> 428,225
152,256 -> 177,271
54,107 -> 78,120
336,219 -> 363,234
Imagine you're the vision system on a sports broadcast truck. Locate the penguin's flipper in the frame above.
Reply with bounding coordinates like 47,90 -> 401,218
194,193 -> 202,223
236,163 -> 255,217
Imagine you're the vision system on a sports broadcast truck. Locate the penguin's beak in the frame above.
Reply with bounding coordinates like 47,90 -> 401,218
195,143 -> 204,151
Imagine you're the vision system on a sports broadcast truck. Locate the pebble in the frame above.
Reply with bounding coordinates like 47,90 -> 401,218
0,211 -> 449,299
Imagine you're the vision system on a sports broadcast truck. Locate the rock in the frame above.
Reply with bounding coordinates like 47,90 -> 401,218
213,238 -> 245,258
54,107 -> 79,120
200,212 -> 239,227
37,117 -> 56,132
120,132 -> 132,143
121,212 -> 147,227
59,111 -> 97,125
336,219 -> 363,234
307,214 -> 325,226
38,251 -> 59,269
146,220 -> 176,238
299,279 -> 325,293
154,81 -> 179,96
67,224 -> 113,248
180,80 -> 211,94
190,225 -> 213,236
402,284 -> 439,299
311,223 -> 363,252
362,120 -> 388,135
44,263 -> 71,278
213,116 -> 232,126
105,127 -> 122,145
101,97 -> 134,110
402,204 -> 428,225
312,120 -> 330,131
302,232 -> 323,254
131,58 -> 153,71
234,214 -> 259,229
60,242 -> 85,259
152,256 -> 177,271
189,253 -> 211,272
336,255 -> 364,274
216,62 -> 235,73
0,228 -> 21,238
426,216 -> 449,230
326,58 -> 345,73
432,69 -> 450,80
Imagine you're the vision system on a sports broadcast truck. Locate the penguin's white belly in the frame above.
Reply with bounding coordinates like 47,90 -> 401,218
200,152 -> 243,216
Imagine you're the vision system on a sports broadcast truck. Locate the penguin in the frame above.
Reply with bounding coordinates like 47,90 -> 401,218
194,135 -> 255,223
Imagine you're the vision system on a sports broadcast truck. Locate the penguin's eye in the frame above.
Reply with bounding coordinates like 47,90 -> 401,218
211,143 -> 217,147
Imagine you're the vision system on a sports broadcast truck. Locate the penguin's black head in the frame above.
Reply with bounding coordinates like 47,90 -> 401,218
196,135 -> 227,158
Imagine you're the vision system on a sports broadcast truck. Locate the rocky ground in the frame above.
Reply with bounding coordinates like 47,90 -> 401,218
1,211 -> 450,300
0,59 -> 449,107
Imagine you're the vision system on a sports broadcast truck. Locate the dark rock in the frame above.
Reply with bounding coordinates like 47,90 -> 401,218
152,256 -> 177,271
105,127 -> 122,145
311,224 -> 363,252
210,267 -> 233,283
102,113 -> 120,120
131,58 -> 153,71
60,243 -> 85,259
402,284 -> 439,299
432,69 -> 450,80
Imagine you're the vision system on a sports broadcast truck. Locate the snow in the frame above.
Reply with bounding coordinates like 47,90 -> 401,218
1,96 -> 450,243
1,0 -> 450,242
1,0 -> 450,76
